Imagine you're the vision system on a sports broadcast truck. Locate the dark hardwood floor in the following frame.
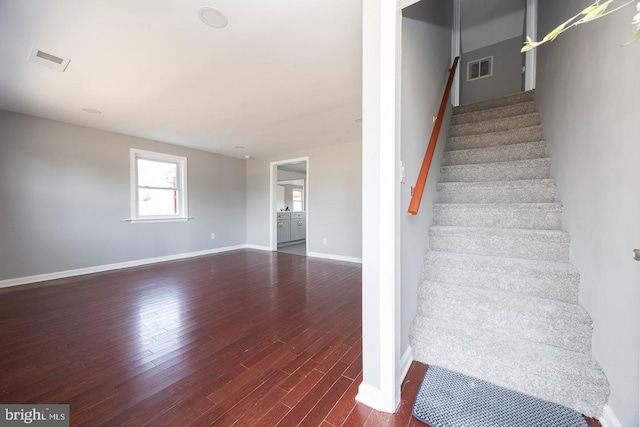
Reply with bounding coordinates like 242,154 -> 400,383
0,249 -> 603,426
0,250 -> 422,426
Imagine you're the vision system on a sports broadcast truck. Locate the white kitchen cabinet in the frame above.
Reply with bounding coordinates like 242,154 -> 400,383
277,212 -> 291,243
290,213 -> 306,241
277,211 -> 306,244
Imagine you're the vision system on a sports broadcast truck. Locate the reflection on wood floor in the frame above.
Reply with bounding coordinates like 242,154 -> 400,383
277,242 -> 306,256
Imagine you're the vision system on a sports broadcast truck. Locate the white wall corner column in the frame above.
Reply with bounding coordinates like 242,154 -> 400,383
451,0 -> 461,106
524,0 -> 537,91
358,0 -> 401,413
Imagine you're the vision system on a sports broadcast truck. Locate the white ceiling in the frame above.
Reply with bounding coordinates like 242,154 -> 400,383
0,1 -> 363,159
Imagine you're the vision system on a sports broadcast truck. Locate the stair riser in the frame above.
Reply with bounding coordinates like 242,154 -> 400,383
449,113 -> 540,137
451,102 -> 536,125
429,230 -> 570,262
409,319 -> 608,418
447,126 -> 543,151
440,159 -> 551,183
424,259 -> 579,303
433,206 -> 562,230
412,90 -> 609,420
437,185 -> 556,204
453,91 -> 536,115
417,283 -> 592,353
442,142 -> 547,166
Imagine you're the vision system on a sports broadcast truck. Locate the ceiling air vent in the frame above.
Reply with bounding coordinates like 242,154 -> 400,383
28,47 -> 70,72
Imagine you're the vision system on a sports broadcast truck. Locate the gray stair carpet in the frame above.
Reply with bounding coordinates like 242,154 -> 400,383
409,90 -> 609,419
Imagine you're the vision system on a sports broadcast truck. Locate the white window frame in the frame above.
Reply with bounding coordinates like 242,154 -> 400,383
467,56 -> 493,81
292,188 -> 304,211
129,148 -> 189,223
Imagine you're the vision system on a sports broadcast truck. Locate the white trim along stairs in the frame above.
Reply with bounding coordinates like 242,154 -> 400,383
409,90 -> 609,418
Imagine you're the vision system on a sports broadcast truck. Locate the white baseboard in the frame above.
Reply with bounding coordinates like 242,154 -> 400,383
355,350 -> 413,415
0,245 -> 363,289
0,244 -> 248,289
399,346 -> 414,389
246,246 -> 362,264
399,0 -> 422,9
245,244 -> 272,251
355,382 -> 383,411
600,405 -> 622,427
307,251 -> 362,264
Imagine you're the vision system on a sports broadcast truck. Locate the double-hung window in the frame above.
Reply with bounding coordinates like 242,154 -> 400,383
130,149 -> 188,222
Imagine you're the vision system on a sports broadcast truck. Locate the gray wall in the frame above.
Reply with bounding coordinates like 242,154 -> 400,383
400,0 -> 452,355
278,184 -> 304,212
0,110 -> 247,281
536,1 -> 640,425
460,0 -> 525,52
283,184 -> 295,210
246,140 -> 362,258
460,36 -> 524,105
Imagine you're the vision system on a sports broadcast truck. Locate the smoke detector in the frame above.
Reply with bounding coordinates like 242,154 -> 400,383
28,47 -> 70,72
198,7 -> 228,28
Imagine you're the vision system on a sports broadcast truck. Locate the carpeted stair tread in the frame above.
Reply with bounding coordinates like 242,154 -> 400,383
443,140 -> 548,166
409,317 -> 609,418
453,90 -> 535,115
423,250 -> 579,303
449,112 -> 540,137
429,226 -> 570,262
417,281 -> 593,352
432,203 -> 562,230
451,100 -> 537,125
440,158 -> 551,182
436,179 -> 557,204
447,126 -> 544,151
409,90 -> 609,418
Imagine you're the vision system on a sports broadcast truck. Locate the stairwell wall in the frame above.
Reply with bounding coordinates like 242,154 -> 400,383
536,1 -> 640,425
459,36 -> 524,105
400,0 -> 452,357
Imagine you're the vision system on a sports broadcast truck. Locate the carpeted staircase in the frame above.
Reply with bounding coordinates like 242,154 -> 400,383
409,91 -> 609,418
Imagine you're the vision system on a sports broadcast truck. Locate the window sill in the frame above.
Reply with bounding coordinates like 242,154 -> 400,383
125,217 -> 193,224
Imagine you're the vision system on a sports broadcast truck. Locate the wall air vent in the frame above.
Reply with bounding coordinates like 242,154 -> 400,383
28,47 -> 70,72
467,56 -> 493,81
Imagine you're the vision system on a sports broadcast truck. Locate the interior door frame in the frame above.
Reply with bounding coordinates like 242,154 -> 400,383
269,157 -> 309,252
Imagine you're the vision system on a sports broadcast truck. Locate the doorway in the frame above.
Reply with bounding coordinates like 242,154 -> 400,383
269,157 -> 309,255
457,0 -> 529,105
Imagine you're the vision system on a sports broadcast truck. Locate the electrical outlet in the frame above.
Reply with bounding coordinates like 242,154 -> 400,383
210,233 -> 216,240
322,238 -> 327,245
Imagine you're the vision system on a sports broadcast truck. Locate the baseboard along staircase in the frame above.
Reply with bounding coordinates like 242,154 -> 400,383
409,90 -> 610,418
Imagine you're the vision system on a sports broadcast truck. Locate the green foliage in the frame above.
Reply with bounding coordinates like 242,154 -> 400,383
623,28 -> 640,45
542,23 -> 566,42
521,0 -> 639,52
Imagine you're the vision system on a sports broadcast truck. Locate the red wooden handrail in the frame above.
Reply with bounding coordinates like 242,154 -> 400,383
408,56 -> 459,216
